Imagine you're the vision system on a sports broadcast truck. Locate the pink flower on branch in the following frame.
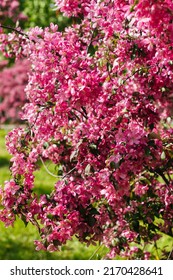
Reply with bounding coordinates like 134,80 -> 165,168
0,0 -> 173,259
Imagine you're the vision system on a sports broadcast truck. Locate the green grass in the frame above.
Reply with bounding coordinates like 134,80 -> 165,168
0,218 -> 105,260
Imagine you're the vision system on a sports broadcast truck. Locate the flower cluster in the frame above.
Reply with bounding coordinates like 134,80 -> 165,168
0,0 -> 173,259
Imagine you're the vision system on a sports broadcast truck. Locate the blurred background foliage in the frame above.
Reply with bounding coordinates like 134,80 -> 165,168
19,0 -> 71,30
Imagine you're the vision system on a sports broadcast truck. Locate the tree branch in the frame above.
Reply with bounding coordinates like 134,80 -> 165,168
0,24 -> 29,39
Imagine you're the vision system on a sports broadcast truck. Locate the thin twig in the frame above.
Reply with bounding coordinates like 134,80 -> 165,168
61,159 -> 84,179
40,157 -> 61,178
167,243 -> 173,260
122,68 -> 140,84
154,241 -> 160,260
89,244 -> 103,260
40,157 -> 85,179
73,108 -> 88,119
0,24 -> 29,38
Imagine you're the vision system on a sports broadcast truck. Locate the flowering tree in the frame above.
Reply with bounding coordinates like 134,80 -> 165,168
0,0 -> 173,259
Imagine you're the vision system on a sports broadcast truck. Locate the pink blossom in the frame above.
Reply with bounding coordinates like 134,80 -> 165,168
0,0 -> 173,259
134,183 -> 149,196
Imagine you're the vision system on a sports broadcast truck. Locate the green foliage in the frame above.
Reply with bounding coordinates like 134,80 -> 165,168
19,0 -> 71,30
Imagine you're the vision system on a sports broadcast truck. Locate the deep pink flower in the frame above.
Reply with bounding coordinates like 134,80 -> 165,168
0,0 -> 173,259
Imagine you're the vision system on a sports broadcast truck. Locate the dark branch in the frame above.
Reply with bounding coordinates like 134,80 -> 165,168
0,24 -> 29,39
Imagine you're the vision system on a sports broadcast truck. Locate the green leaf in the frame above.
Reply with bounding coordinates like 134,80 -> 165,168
70,150 -> 78,161
161,151 -> 166,160
47,214 -> 54,220
87,44 -> 97,56
131,220 -> 139,232
110,161 -> 119,170
85,164 -> 91,175
87,215 -> 96,227
43,142 -> 49,149
89,208 -> 99,215
21,215 -> 28,227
